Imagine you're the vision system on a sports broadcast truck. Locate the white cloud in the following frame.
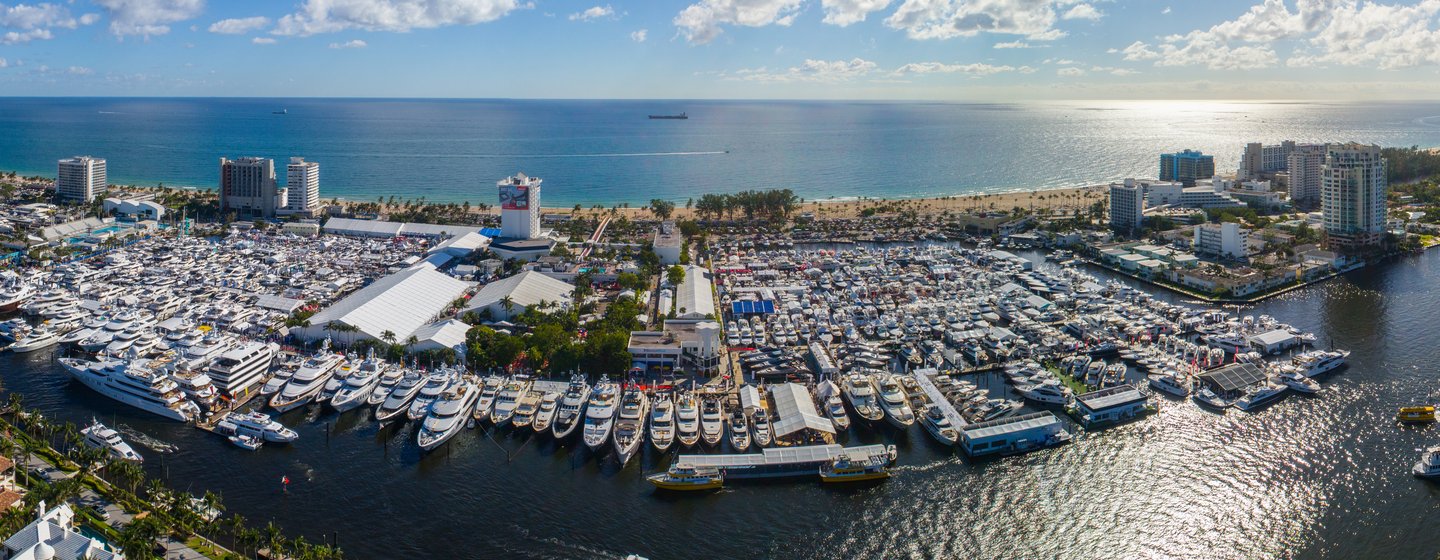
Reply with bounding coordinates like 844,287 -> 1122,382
66,65 -> 92,75
1120,40 -> 1159,61
674,0 -> 804,44
0,2 -> 96,43
893,61 -> 1024,76
1062,3 -> 1102,21
329,38 -> 367,48
993,40 -> 1038,48
1295,0 -> 1440,69
0,58 -> 7,68
274,0 -> 522,36
1057,66 -> 1084,76
884,0 -> 1071,41
733,57 -> 877,82
252,36 -> 276,44
208,16 -> 269,34
568,5 -> 613,22
93,0 -> 205,38
630,28 -> 647,42
1161,6 -> 1171,14
821,0 -> 892,27
1113,0 -> 1350,71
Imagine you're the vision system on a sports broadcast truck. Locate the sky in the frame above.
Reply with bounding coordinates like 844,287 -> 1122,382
2,0 -> 1440,100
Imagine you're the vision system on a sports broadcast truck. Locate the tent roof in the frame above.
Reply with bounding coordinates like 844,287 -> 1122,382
769,383 -> 835,436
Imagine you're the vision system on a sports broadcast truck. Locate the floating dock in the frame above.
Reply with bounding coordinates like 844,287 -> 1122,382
671,444 -> 893,480
959,412 -> 1069,458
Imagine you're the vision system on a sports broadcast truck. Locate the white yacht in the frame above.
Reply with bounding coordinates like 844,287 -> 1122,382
367,367 -> 405,407
551,375 -> 590,439
728,409 -> 752,452
511,391 -> 543,430
751,408 -> 773,448
582,379 -> 619,451
1276,371 -> 1320,394
208,341 -> 277,397
648,393 -> 675,453
82,420 -> 143,462
471,375 -> 505,422
1415,445 -> 1440,479
1292,350 -> 1350,377
269,342 -> 345,413
330,351 -> 386,412
489,377 -> 532,426
407,370 -> 456,421
0,274 -> 33,313
375,372 -> 425,422
169,365 -> 220,412
1147,372 -> 1191,397
824,392 -> 851,431
1016,382 -> 1072,405
1234,383 -> 1288,411
417,378 -> 480,452
699,397 -> 725,447
216,411 -> 299,443
919,405 -> 959,446
841,373 -> 885,423
612,385 -> 649,466
10,327 -> 59,353
532,392 -> 561,434
876,375 -> 916,429
675,392 -> 700,448
179,332 -> 232,370
58,353 -> 201,422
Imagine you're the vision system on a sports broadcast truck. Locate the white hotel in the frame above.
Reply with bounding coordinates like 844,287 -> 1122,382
55,156 -> 107,202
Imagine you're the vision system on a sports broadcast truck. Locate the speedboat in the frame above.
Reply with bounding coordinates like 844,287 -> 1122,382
675,392 -> 700,448
270,342 -> 345,413
648,393 -> 675,452
728,409 -> 752,452
552,376 -> 590,439
417,379 -> 480,451
1234,383 -> 1288,411
876,375 -> 916,429
582,379 -> 619,451
1415,445 -> 1440,479
82,420 -> 143,462
612,385 -> 650,466
699,397 -> 725,447
919,405 -> 958,446
330,351 -> 386,412
375,372 -> 425,422
229,434 -> 263,451
1397,406 -> 1437,424
216,411 -> 298,443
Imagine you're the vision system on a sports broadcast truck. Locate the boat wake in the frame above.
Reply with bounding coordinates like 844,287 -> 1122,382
116,425 -> 178,453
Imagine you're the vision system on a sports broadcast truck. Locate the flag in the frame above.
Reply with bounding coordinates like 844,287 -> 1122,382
281,476 -> 290,486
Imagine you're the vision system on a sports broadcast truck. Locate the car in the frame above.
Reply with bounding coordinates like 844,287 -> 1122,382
88,504 -> 109,521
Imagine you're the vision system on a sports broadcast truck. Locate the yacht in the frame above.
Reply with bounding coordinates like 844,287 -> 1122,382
582,379 -> 619,451
648,393 -> 675,452
699,397 -> 725,447
728,409 -> 752,452
215,411 -> 299,443
919,405 -> 959,446
58,354 -> 201,422
824,392 -> 851,431
169,365 -> 220,412
532,392 -> 561,434
10,327 -> 59,353
0,275 -> 33,313
489,377 -> 532,426
841,373 -> 885,423
375,372 -> 425,422
259,375 -> 288,396
612,385 -> 650,466
511,391 -> 543,430
472,375 -> 505,421
876,375 -> 916,429
552,376 -> 591,439
1192,386 -> 1231,410
1016,383 -> 1072,405
417,379 -> 480,451
1147,372 -> 1191,398
330,351 -> 386,412
407,370 -> 456,421
1234,383 -> 1288,411
367,367 -> 405,407
208,341 -> 277,398
179,332 -> 231,370
1414,445 -> 1440,479
269,342 -> 345,413
1292,350 -> 1350,377
751,408 -> 773,448
675,392 -> 701,448
1276,371 -> 1320,394
82,420 -> 143,462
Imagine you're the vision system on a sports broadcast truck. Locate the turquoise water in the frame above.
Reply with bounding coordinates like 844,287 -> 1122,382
4,98 -> 1440,206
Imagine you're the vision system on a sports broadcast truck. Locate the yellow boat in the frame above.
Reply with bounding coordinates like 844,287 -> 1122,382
1397,405 -> 1436,424
647,465 -> 723,491
818,454 -> 891,483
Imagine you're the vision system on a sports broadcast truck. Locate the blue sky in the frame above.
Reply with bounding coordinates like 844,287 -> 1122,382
2,0 -> 1440,99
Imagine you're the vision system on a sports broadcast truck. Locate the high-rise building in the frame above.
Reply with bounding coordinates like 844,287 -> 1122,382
1159,150 -> 1215,186
1287,143 -> 1327,208
1238,140 -> 1296,180
55,156 -> 107,202
1193,222 -> 1251,259
1321,143 -> 1387,250
1109,180 -> 1145,234
283,157 -> 321,215
498,172 -> 542,240
219,157 -> 287,218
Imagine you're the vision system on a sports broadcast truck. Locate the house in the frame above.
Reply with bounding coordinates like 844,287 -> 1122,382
2,502 -> 121,560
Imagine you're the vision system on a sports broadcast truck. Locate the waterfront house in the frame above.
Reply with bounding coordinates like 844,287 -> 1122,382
2,502 -> 120,560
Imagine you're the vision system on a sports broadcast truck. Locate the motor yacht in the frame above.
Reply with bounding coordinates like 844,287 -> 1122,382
1292,350 -> 1350,377
675,392 -> 701,448
1234,383 -> 1288,411
330,350 -> 386,412
489,377 -> 532,426
10,327 -> 59,353
269,342 -> 345,413
648,393 -> 675,452
1147,372 -> 1191,398
58,353 -> 201,422
511,391 -> 543,430
612,385 -> 650,466
1192,386 -> 1231,410
169,365 -> 220,412
552,376 -> 591,439
582,378 -> 619,451
532,391 -> 561,434
375,372 -> 425,422
472,375 -> 506,422
876,375 -> 916,429
751,408 -> 773,448
1016,382 -> 1072,405
216,411 -> 299,443
919,405 -> 959,446
1414,445 -> 1440,479
841,373 -> 885,424
417,379 -> 480,451
82,420 -> 143,462
699,397 -> 725,447
728,409 -> 752,452
367,367 -> 405,407
407,370 -> 457,421
1276,371 -> 1320,394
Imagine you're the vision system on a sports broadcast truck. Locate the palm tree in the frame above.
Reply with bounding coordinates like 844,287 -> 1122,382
264,522 -> 284,559
499,295 -> 515,318
5,393 -> 21,418
119,515 -> 165,560
380,330 -> 396,346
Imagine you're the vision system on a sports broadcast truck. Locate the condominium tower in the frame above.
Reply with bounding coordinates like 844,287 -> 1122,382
1321,143 -> 1387,250
284,157 -> 321,215
219,157 -> 287,218
55,156 -> 107,202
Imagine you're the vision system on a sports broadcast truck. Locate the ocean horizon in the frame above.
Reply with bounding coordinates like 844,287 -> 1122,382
4,97 -> 1440,206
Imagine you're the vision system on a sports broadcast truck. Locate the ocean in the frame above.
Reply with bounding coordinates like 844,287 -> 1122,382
4,98 -> 1440,206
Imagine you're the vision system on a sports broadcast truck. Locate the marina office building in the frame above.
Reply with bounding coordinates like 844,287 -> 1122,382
219,157 -> 288,218
55,156 -> 107,202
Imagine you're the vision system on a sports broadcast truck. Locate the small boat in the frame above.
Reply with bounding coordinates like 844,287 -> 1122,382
647,112 -> 688,120
818,453 -> 891,483
273,109 -> 288,115
1276,371 -> 1320,395
1234,383 -> 1288,411
228,434 -> 263,451
1398,405 -> 1437,424
1192,386 -> 1230,410
1415,445 -> 1440,479
82,420 -> 143,462
647,464 -> 723,491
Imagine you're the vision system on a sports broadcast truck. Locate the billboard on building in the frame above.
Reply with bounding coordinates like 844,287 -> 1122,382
500,185 -> 530,210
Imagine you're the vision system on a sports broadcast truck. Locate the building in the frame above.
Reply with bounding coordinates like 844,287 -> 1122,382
281,221 -> 321,236
499,172 -> 542,240
1072,385 -> 1155,428
654,221 -> 683,264
1145,181 -> 1247,210
674,265 -> 715,319
101,198 -> 164,221
1159,150 -> 1215,186
769,383 -> 835,442
55,156 -> 106,202
463,270 -> 573,322
1193,222 -> 1251,259
295,266 -> 475,347
283,157 -> 321,215
959,411 -> 1069,458
1238,140 -> 1296,180
1287,143 -> 1328,208
220,157 -> 287,218
1321,143 -> 1387,250
627,319 -> 722,374
1108,180 -> 1145,234
2,502 -> 121,560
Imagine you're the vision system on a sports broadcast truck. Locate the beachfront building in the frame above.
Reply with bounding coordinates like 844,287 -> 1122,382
1108,180 -> 1145,234
220,157 -> 287,218
1288,143 -> 1328,209
1159,149 -> 1215,186
499,172 -> 542,240
1145,182 -> 1248,210
55,156 -> 107,203
1321,143 -> 1387,250
1238,140 -> 1296,180
1193,222 -> 1251,259
2,501 -> 121,560
463,270 -> 573,322
283,157 -> 321,216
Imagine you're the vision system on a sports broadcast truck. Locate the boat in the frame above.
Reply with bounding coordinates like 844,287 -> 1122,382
273,109 -> 288,115
0,274 -> 33,313
1292,349 -> 1350,377
1147,372 -> 1191,398
649,393 -> 675,453
207,341 -> 277,399
582,379 -> 619,451
229,434 -> 262,451
169,366 -> 220,413
269,342 -> 344,413
215,411 -> 298,443
1276,371 -> 1320,394
818,453 -> 892,483
918,405 -> 958,446
407,370 -> 456,421
1397,405 -> 1437,424
1415,445 -> 1440,479
417,379 -> 480,451
489,377 -> 532,426
367,367 -> 404,407
532,391 -> 561,434
511,391 -> 543,430
728,409 -> 752,452
841,373 -> 885,423
1016,383 -> 1072,405
1191,386 -> 1230,410
1234,383 -> 1288,411
876,375 -> 916,429
58,354 -> 201,422
552,376 -> 591,439
699,397 -> 725,447
646,464 -> 723,491
824,393 -> 851,432
375,372 -> 425,422
612,385 -> 650,466
259,376 -> 287,396
472,375 -> 505,421
647,112 -> 688,119
751,408 -> 773,448
10,327 -> 59,353
675,392 -> 701,448
329,351 -> 386,412
82,420 -> 143,462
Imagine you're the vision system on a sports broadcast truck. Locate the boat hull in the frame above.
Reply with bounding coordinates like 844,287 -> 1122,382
67,367 -> 193,422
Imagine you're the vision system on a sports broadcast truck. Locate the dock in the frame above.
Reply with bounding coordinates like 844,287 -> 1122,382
672,443 -> 893,480
910,367 -> 968,427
